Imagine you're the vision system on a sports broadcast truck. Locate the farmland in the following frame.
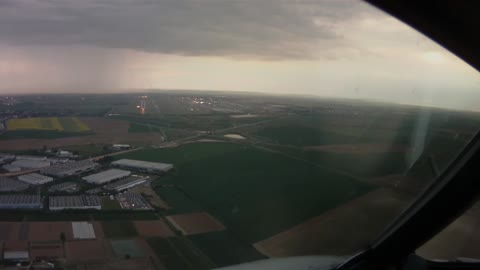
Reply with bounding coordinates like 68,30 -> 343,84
102,221 -> 138,238
2,117 -> 92,140
147,236 -> 215,270
116,142 -> 374,243
189,231 -> 265,267
0,117 -> 166,150
0,92 -> 478,268
0,221 -> 160,269
7,117 -> 90,132
110,100 -> 480,261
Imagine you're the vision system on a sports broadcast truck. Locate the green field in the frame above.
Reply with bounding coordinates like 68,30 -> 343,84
114,114 -> 234,130
129,122 -> 161,133
117,142 -> 374,243
102,221 -> 138,238
111,239 -> 145,258
102,197 -> 122,210
155,187 -> 203,214
251,111 -> 478,181
188,231 -> 265,267
125,121 -> 195,140
261,144 -> 408,178
147,238 -> 191,270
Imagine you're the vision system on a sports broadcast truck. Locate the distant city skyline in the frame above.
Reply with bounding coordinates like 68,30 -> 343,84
0,0 -> 479,110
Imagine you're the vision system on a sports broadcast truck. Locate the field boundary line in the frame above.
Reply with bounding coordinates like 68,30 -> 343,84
253,144 -> 365,182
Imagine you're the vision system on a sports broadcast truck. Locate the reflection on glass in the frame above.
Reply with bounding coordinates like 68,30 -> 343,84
0,0 -> 478,269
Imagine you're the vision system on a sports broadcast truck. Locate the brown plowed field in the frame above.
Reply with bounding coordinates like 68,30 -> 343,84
28,222 -> 73,241
134,220 -> 174,238
254,188 -> 412,257
91,221 -> 106,239
30,241 -> 65,259
0,222 -> 22,240
0,221 -> 162,268
167,212 -> 225,236
66,239 -> 108,263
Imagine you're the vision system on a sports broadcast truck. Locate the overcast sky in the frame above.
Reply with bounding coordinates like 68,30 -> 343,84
0,0 -> 479,110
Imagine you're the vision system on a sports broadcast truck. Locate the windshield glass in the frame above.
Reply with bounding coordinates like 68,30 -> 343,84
0,0 -> 479,269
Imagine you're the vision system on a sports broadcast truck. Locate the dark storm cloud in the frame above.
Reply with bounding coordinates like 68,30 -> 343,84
0,0 -> 373,59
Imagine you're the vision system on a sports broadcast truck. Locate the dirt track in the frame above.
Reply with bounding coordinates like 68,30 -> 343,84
0,117 -> 165,151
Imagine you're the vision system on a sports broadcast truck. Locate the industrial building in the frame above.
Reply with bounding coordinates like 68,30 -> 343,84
0,177 -> 30,192
41,160 -> 99,177
17,173 -> 53,186
112,159 -> 173,174
10,159 -> 50,170
0,195 -> 42,209
72,222 -> 96,239
82,169 -> 131,184
49,195 -> 101,210
112,144 -> 131,150
104,176 -> 148,192
15,155 -> 47,161
2,164 -> 21,173
57,150 -> 76,158
48,182 -> 79,193
0,154 -> 15,165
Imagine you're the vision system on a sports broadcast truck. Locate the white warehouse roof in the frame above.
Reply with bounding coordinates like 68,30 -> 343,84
82,169 -> 131,184
11,159 -> 50,169
4,251 -> 29,260
112,159 -> 173,172
72,222 -> 96,239
18,173 -> 53,185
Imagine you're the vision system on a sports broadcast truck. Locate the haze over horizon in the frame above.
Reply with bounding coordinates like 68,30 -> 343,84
0,0 -> 479,110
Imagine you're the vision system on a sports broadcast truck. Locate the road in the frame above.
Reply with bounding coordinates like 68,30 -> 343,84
0,114 -> 288,177
91,113 -> 288,155
89,147 -> 144,161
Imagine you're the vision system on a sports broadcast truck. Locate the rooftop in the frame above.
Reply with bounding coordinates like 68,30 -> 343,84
0,194 -> 41,205
0,177 -> 30,192
82,169 -> 131,184
11,159 -> 50,169
48,181 -> 79,193
72,222 -> 96,239
49,195 -> 101,208
42,160 -> 99,176
104,176 -> 148,191
112,159 -> 173,172
18,173 -> 53,185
